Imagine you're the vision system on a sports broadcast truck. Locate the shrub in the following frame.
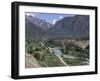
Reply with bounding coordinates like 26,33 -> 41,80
34,53 -> 42,61
27,45 -> 34,54
60,47 -> 69,54
34,48 -> 41,51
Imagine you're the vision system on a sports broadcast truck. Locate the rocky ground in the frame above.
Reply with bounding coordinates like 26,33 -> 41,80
25,53 -> 41,68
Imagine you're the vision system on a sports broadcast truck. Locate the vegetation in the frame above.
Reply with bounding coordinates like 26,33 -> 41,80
26,40 -> 65,67
62,57 -> 87,66
26,38 -> 89,67
44,54 -> 64,67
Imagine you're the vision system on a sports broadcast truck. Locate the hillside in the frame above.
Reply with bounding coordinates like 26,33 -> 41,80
48,15 -> 89,39
25,15 -> 47,40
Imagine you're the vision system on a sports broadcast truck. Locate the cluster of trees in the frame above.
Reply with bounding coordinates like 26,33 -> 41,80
26,38 -> 89,67
26,41 -> 65,67
60,42 -> 89,58
26,41 -> 45,61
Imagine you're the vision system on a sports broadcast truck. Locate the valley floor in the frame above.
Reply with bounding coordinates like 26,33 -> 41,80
25,39 -> 89,68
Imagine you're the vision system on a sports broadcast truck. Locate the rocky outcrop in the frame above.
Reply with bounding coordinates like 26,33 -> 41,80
25,53 -> 41,68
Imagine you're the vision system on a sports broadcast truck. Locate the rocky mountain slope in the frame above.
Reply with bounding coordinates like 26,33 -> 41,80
25,15 -> 47,40
48,15 -> 89,39
25,15 -> 89,40
26,15 -> 52,30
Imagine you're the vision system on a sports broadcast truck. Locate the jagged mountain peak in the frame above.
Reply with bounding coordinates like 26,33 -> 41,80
26,15 -> 53,30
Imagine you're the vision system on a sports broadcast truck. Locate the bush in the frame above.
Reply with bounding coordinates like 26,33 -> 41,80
34,48 -> 41,51
34,53 -> 42,61
60,48 -> 68,54
75,47 -> 82,52
27,45 -> 34,54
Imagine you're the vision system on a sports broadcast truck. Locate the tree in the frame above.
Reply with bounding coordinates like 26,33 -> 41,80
27,45 -> 34,54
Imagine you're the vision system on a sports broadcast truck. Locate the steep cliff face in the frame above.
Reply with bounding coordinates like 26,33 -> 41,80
48,15 -> 89,39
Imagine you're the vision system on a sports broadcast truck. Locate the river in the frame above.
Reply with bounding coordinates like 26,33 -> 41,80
49,47 -> 76,59
48,47 -> 89,65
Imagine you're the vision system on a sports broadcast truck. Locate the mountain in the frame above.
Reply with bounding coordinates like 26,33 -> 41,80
25,15 -> 89,40
26,15 -> 52,30
25,15 -> 47,40
48,15 -> 89,39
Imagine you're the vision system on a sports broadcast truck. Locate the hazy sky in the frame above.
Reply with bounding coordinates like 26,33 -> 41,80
25,12 -> 75,24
